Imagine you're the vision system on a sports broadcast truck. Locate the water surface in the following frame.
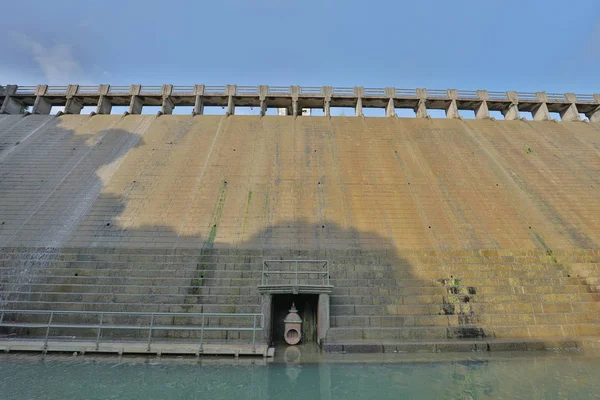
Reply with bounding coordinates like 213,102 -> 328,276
1,350 -> 599,399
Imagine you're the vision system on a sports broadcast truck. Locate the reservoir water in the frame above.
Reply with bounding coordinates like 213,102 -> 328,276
1,349 -> 599,399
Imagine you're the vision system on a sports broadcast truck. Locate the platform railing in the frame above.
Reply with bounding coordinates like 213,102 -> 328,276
261,260 -> 329,287
0,309 -> 264,353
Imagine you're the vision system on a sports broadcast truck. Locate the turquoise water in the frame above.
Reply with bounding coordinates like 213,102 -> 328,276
1,351 -> 600,399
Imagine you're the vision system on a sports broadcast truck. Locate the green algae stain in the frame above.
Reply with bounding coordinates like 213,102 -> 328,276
204,181 -> 228,249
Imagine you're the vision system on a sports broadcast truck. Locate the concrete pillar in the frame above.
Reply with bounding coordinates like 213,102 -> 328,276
261,294 -> 272,345
193,85 -> 205,115
560,93 -> 580,121
385,88 -> 396,117
317,293 -> 330,345
502,91 -> 520,120
532,92 -> 550,121
160,84 -> 174,114
586,94 -> 600,122
64,85 -> 83,114
291,86 -> 300,117
445,89 -> 459,118
96,85 -> 112,114
415,88 -> 428,118
128,84 -> 143,114
354,87 -> 364,117
323,86 -> 332,117
259,85 -> 268,116
0,85 -> 24,114
226,84 -> 236,116
32,85 -> 51,115
475,90 -> 490,119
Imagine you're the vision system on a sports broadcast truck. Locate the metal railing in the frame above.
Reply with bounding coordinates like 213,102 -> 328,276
15,86 -> 36,95
204,86 -> 226,95
261,260 -> 330,287
236,86 -> 259,95
268,86 -> 290,94
547,93 -> 566,102
487,91 -> 508,100
140,86 -> 162,94
108,86 -> 130,94
575,93 -> 596,102
517,92 -> 537,101
364,88 -> 386,96
0,309 -> 263,353
47,86 -> 68,94
427,89 -> 448,99
76,86 -> 100,94
395,88 -> 417,97
300,87 -> 323,95
457,90 -> 478,99
332,87 -> 354,96
172,86 -> 194,94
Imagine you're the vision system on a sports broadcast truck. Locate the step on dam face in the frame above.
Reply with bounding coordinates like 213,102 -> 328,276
0,114 -> 599,348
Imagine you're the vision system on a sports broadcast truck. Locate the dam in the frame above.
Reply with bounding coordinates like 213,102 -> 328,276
0,84 -> 599,355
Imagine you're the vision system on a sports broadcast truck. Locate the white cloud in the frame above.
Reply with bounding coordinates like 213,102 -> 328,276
10,31 -> 84,84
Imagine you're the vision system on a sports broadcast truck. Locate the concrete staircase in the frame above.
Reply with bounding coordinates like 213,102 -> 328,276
2,247 -> 599,349
326,249 -> 600,347
0,247 -> 264,341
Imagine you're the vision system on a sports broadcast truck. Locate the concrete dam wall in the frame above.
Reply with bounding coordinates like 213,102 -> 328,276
0,114 -> 599,349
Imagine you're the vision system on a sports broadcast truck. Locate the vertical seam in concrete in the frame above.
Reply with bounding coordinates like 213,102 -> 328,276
174,116 -> 227,247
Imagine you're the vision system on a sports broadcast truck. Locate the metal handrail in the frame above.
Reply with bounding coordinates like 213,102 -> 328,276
46,86 -> 68,94
76,86 -> 100,94
487,91 -> 508,100
268,86 -> 290,94
427,90 -> 448,98
261,260 -> 330,286
108,86 -> 130,94
364,88 -> 385,96
457,90 -> 478,99
140,86 -> 162,94
332,87 -> 354,95
15,86 -> 36,94
204,86 -> 226,94
396,89 -> 417,97
172,86 -> 194,94
547,93 -> 566,102
300,87 -> 323,95
517,92 -> 537,101
0,309 -> 263,353
575,94 -> 595,102
236,86 -> 259,94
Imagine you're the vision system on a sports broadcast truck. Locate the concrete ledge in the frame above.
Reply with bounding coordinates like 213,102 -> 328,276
322,337 -> 592,354
0,339 -> 273,357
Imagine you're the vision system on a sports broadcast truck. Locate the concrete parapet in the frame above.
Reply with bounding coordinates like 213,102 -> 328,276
561,93 -> 581,122
32,85 -> 51,115
502,91 -> 520,120
1,83 -> 600,122
532,92 -> 550,121
193,85 -> 205,115
128,85 -> 143,114
475,90 -> 490,119
96,85 -> 112,115
0,85 -> 23,114
445,89 -> 459,118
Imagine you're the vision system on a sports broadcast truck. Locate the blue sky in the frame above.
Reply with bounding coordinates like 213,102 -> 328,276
1,0 -> 599,95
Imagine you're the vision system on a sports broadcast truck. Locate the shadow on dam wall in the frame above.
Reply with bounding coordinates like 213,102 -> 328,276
1,114 -> 599,345
0,114 -> 489,341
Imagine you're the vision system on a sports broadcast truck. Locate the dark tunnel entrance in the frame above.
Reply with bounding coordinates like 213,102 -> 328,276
272,294 -> 318,345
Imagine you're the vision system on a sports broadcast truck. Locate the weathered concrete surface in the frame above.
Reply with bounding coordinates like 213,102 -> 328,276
0,115 -> 599,346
